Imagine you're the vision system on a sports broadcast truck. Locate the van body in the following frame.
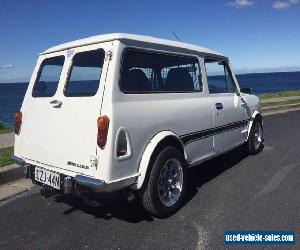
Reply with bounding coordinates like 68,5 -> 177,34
13,33 -> 263,217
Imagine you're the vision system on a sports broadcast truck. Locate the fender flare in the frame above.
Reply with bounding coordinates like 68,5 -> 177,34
247,110 -> 262,140
133,131 -> 187,190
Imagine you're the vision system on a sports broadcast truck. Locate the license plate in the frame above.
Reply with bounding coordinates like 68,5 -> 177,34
35,167 -> 60,190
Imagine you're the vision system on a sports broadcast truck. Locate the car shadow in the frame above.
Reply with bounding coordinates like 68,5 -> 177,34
53,146 -> 248,223
54,190 -> 154,223
185,146 -> 248,203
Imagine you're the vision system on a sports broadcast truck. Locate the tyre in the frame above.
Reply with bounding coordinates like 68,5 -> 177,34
246,118 -> 264,154
138,146 -> 188,218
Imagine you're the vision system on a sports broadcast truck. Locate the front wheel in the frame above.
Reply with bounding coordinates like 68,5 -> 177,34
246,118 -> 264,154
138,146 -> 188,218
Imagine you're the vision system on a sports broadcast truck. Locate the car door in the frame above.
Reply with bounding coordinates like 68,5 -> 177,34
19,42 -> 111,177
205,58 -> 249,153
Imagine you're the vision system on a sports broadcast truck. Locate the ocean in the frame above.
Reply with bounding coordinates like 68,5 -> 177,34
0,71 -> 300,126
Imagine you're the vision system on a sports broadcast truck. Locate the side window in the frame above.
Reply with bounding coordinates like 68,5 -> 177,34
120,50 -> 202,93
64,49 -> 105,97
161,62 -> 202,92
205,59 -> 236,94
131,67 -> 158,90
32,56 -> 64,97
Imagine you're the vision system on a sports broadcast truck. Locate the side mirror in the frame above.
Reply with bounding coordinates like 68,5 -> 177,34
240,88 -> 251,94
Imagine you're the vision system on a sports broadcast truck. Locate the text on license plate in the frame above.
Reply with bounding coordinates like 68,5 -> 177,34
35,167 -> 60,190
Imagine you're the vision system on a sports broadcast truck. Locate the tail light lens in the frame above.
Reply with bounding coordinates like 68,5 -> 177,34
97,116 -> 109,149
15,111 -> 22,135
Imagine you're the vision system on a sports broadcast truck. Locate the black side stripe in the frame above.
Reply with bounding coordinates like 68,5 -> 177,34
180,120 -> 249,145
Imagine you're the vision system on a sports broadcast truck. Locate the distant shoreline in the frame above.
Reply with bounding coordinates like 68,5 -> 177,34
1,71 -> 300,126
0,81 -> 28,85
1,70 -> 300,85
1,89 -> 300,129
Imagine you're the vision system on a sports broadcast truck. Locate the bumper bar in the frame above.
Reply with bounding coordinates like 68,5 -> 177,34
74,174 -> 137,193
12,155 -> 26,166
74,175 -> 107,192
12,157 -> 136,194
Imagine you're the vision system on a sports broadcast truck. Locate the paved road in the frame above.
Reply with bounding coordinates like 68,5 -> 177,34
0,111 -> 299,250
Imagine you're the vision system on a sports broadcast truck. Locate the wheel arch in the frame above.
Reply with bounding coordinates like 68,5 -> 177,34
247,110 -> 263,140
133,131 -> 187,190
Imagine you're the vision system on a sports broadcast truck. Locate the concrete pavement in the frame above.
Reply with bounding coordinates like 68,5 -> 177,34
0,178 -> 34,201
0,164 -> 24,185
0,132 -> 14,149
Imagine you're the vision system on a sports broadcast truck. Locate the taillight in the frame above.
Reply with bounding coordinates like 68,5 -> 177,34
97,116 -> 109,149
15,111 -> 22,135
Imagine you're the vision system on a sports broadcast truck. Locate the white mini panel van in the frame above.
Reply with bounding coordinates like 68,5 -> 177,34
13,33 -> 263,218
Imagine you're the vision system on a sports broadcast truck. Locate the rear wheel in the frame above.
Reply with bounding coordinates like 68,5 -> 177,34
247,118 -> 264,154
138,146 -> 188,218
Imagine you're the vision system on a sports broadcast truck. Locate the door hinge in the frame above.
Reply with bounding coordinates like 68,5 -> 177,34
105,50 -> 113,61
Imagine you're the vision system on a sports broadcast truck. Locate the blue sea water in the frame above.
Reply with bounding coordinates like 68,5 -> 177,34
0,82 -> 28,127
0,71 -> 300,126
236,71 -> 300,94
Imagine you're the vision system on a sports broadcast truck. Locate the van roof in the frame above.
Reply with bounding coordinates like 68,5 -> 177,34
41,33 -> 225,57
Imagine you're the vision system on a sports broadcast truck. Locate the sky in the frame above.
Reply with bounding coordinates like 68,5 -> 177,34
0,0 -> 299,82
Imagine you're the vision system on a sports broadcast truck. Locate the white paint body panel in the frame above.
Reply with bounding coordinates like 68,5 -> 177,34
212,93 -> 249,152
41,33 -> 224,57
14,34 -> 261,191
18,42 -> 113,179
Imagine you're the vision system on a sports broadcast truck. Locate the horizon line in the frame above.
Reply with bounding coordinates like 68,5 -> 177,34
0,70 -> 300,84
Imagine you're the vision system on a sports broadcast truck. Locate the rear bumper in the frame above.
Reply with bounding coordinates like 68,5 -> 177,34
12,155 -> 137,194
74,175 -> 107,192
25,164 -> 109,193
12,155 -> 26,166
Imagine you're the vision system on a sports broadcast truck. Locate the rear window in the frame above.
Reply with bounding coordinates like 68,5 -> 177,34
32,56 -> 65,97
64,49 -> 105,97
120,50 -> 202,93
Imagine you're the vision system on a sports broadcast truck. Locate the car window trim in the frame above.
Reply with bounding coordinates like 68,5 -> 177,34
63,48 -> 105,97
204,57 -> 238,95
32,55 -> 65,98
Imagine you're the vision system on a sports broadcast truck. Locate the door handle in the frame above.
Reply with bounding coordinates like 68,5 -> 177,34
50,100 -> 63,108
215,103 -> 223,110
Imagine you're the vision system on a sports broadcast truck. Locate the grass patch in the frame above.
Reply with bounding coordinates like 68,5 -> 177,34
0,122 -> 13,134
260,90 -> 300,100
262,99 -> 300,108
0,146 -> 14,167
